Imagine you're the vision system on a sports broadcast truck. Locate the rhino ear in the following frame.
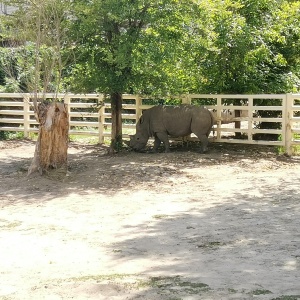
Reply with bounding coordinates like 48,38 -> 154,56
139,116 -> 144,124
129,135 -> 133,140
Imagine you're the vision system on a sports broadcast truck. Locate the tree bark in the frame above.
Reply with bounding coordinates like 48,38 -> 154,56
28,102 -> 69,175
110,92 -> 123,152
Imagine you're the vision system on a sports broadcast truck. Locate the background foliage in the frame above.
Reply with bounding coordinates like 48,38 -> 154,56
0,0 -> 299,95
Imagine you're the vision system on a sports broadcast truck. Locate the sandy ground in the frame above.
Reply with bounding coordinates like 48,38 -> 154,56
0,139 -> 300,300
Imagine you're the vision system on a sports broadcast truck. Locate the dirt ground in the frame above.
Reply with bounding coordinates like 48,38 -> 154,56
1,139 -> 300,300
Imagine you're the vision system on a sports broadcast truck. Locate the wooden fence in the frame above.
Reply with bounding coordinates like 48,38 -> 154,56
0,93 -> 300,155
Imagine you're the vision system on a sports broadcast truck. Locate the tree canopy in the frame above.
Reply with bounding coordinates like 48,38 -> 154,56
1,0 -> 299,94
68,0 -> 200,96
200,0 -> 300,94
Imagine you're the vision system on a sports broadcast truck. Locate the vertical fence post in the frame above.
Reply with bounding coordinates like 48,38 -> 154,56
98,94 -> 105,144
248,97 -> 254,142
64,94 -> 71,135
181,94 -> 191,104
135,95 -> 142,123
216,95 -> 222,141
23,95 -> 30,137
285,93 -> 293,156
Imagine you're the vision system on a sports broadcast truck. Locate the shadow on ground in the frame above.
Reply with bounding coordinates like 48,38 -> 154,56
100,184 -> 300,299
40,180 -> 300,299
0,140 -> 297,206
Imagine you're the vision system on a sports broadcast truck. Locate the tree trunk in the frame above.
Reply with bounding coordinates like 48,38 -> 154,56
110,92 -> 123,152
28,102 -> 69,175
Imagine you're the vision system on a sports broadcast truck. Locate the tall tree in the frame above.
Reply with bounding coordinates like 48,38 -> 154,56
69,0 -> 201,151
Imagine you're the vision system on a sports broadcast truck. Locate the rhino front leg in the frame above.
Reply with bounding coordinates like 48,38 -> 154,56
155,132 -> 170,152
153,136 -> 161,152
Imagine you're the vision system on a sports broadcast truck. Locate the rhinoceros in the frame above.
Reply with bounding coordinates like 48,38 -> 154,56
129,105 -> 214,153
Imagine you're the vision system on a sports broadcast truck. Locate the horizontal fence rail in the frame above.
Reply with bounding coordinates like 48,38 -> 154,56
0,93 -> 300,155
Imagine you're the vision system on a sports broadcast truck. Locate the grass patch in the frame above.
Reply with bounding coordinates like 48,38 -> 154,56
69,134 -> 99,144
138,275 -> 211,294
290,145 -> 300,155
277,133 -> 300,155
152,214 -> 170,219
66,273 -> 134,283
137,276 -> 181,288
196,241 -> 225,249
277,145 -> 300,155
178,281 -> 210,294
272,296 -> 300,300
0,220 -> 22,229
250,289 -> 272,295
0,131 -> 25,140
63,274 -> 212,297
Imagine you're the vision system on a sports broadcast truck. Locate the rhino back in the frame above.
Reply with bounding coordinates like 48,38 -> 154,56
149,105 -> 212,137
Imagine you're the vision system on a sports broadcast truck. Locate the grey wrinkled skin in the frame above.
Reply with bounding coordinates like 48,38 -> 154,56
129,105 -> 214,153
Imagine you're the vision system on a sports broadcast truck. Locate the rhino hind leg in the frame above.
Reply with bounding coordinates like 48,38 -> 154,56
195,133 -> 209,153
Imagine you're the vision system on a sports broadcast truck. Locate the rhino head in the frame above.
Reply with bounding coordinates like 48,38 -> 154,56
130,113 -> 151,151
129,133 -> 149,151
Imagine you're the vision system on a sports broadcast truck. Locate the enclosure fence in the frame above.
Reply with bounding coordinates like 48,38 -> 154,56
0,93 -> 300,155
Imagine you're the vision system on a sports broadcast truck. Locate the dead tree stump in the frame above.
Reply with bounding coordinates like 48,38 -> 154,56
28,102 -> 69,175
